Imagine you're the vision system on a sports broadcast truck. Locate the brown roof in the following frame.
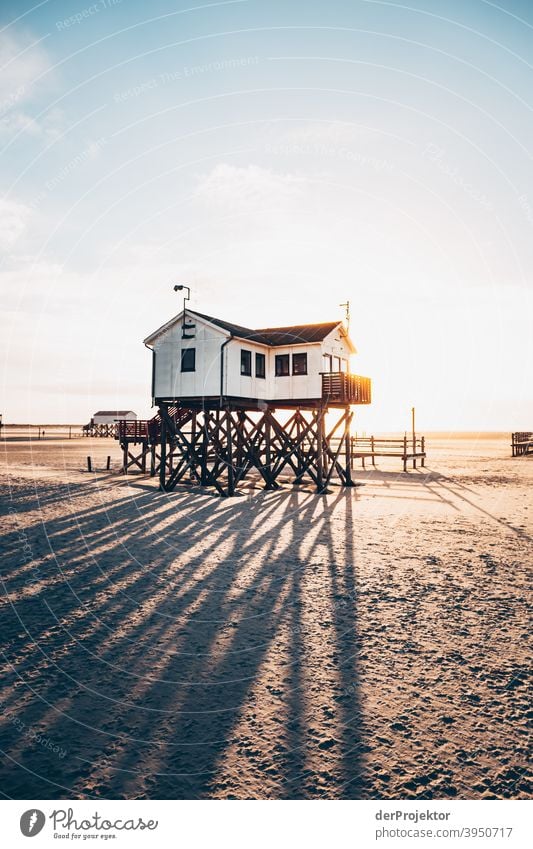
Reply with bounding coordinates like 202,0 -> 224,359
194,312 -> 341,346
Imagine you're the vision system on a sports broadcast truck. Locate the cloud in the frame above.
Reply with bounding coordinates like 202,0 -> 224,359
0,30 -> 60,139
0,105 -> 64,140
0,198 -> 32,249
194,163 -> 304,212
0,31 -> 52,99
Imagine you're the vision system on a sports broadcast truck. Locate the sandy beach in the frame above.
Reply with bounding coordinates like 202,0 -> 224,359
0,432 -> 531,800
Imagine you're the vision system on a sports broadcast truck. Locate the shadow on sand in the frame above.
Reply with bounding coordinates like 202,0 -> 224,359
1,481 -> 365,799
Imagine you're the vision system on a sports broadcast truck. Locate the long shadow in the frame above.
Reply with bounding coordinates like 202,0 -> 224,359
0,480 -> 365,799
2,459 -> 529,800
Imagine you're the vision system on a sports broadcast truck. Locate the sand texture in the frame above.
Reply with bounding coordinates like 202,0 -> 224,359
0,434 -> 531,799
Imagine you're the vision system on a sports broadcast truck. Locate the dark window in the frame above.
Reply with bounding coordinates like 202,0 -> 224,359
181,348 -> 196,372
275,354 -> 290,376
240,349 -> 252,376
255,352 -> 266,379
292,353 -> 307,375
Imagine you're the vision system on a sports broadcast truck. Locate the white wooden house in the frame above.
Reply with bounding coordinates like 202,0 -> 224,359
144,310 -> 371,408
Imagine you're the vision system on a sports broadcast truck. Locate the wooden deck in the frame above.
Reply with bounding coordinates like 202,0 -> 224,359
116,408 -> 190,474
511,432 -> 533,457
322,372 -> 371,405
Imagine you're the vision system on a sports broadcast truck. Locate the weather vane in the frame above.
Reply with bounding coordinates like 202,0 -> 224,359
340,300 -> 350,330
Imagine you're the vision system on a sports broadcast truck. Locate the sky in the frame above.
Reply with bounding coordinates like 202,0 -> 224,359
0,0 -> 532,430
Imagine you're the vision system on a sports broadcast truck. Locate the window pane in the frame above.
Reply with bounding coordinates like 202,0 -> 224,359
275,354 -> 289,376
292,353 -> 307,375
334,356 -> 341,371
240,349 -> 252,376
323,354 -> 332,372
181,348 -> 196,372
255,352 -> 266,378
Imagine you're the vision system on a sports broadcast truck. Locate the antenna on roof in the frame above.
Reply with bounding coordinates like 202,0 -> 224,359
339,300 -> 350,331
173,283 -> 195,339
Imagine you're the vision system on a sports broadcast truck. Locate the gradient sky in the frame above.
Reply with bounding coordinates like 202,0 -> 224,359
1,0 -> 532,429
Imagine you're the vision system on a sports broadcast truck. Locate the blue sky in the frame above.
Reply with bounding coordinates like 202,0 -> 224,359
1,0 -> 532,428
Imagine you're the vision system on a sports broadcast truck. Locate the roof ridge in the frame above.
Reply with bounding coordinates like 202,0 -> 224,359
254,321 -> 340,331
192,310 -> 255,334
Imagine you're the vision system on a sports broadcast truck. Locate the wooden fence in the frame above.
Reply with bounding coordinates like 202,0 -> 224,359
82,423 -> 118,438
511,432 -> 533,457
350,435 -> 426,471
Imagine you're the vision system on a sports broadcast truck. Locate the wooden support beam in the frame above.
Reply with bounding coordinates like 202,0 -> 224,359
150,405 -> 364,496
159,410 -> 167,491
225,409 -> 235,497
316,409 -> 325,493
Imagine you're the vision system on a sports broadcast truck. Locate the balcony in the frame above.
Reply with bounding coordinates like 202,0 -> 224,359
321,372 -> 372,405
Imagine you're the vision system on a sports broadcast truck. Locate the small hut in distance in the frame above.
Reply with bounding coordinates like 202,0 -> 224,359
92,410 -> 137,425
84,410 -> 137,437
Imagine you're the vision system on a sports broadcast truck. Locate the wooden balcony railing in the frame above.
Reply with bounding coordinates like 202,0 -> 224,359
117,419 -> 152,442
321,372 -> 372,405
117,407 -> 191,444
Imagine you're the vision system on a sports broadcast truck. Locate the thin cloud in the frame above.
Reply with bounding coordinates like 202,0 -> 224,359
0,197 -> 32,249
0,30 -> 61,139
194,163 -> 304,212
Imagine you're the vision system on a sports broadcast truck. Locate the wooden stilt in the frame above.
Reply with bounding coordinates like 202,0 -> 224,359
159,411 -> 167,491
316,409 -> 325,493
226,408 -> 235,497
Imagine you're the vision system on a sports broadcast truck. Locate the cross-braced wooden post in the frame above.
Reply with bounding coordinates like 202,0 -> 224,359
154,403 -> 358,497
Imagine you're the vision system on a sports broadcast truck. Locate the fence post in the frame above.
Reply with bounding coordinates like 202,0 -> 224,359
371,435 -> 376,467
421,436 -> 425,467
87,456 -> 92,472
403,435 -> 407,472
